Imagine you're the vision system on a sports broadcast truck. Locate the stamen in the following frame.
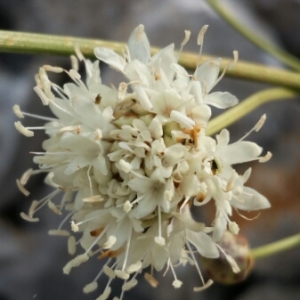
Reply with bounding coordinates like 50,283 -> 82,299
59,191 -> 73,210
103,265 -> 116,279
114,270 -> 130,280
193,279 -> 214,292
144,272 -> 159,287
87,165 -> 93,196
33,86 -> 50,105
14,121 -> 34,137
16,179 -> 30,196
83,281 -> 98,294
154,206 -> 165,246
83,195 -> 103,203
70,55 -> 79,71
126,261 -> 142,274
134,85 -> 153,110
122,278 -> 138,291
50,82 -> 69,99
254,114 -> 267,132
177,30 -> 191,61
228,221 -> 240,234
22,111 -> 55,121
197,25 -> 209,66
118,159 -> 132,173
135,24 -> 145,41
12,105 -> 24,118
242,168 -> 252,183
48,200 -> 62,215
238,114 -> 267,142
68,236 -> 76,255
170,110 -> 195,129
71,221 -> 80,232
259,151 -> 272,163
122,228 -> 132,271
20,212 -> 39,222
43,65 -> 64,73
75,46 -> 85,61
186,241 -> 205,285
30,189 -> 61,215
57,212 -> 74,230
225,171 -> 236,192
28,200 -> 39,217
209,50 -> 239,90
48,229 -> 70,236
85,225 -> 109,254
63,253 -> 89,274
103,235 -> 117,249
217,244 -> 240,273
95,286 -> 111,300
123,201 -> 132,213
234,206 -> 261,221
68,69 -> 81,80
118,82 -> 128,101
169,259 -> 182,288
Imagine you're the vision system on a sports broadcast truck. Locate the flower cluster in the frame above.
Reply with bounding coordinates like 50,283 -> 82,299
14,25 -> 271,300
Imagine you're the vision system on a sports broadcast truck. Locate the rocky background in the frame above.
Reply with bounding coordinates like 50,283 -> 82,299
1,0 -> 300,299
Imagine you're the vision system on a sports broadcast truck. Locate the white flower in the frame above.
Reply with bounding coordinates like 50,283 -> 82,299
14,24 -> 270,299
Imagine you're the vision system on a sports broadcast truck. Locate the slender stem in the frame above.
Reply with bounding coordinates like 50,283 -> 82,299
251,233 -> 300,260
2,30 -> 300,89
206,87 -> 299,136
0,30 -> 125,56
206,0 -> 300,72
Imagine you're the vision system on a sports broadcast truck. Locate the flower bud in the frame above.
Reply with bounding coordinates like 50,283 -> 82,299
200,231 -> 253,284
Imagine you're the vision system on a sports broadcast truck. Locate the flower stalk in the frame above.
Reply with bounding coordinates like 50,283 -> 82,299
207,87 -> 299,135
2,30 -> 300,89
206,0 -> 300,72
252,233 -> 300,260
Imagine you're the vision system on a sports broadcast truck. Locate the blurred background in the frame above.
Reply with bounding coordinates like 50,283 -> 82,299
1,0 -> 300,299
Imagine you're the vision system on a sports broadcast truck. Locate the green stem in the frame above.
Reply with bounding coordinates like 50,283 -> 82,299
252,233 -> 300,260
206,0 -> 300,72
206,87 -> 299,136
0,30 -> 125,57
2,30 -> 300,89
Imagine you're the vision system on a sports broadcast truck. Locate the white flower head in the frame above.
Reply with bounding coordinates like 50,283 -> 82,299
14,24 -> 270,299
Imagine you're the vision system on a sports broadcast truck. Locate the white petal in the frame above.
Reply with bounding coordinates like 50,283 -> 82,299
194,58 -> 222,92
94,48 -> 126,72
212,211 -> 228,241
204,92 -> 238,108
170,110 -> 195,129
186,231 -> 219,258
128,24 -> 150,63
133,197 -> 157,218
232,187 -> 270,211
216,129 -> 230,147
152,44 -> 176,79
218,141 -> 262,165
191,81 -> 203,105
134,85 -> 153,110
191,105 -> 211,126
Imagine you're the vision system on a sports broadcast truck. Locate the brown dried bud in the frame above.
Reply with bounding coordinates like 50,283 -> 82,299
200,231 -> 254,284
